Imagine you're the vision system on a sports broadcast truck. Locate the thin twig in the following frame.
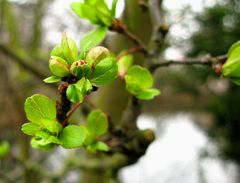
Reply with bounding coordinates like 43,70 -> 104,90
149,54 -> 228,72
116,45 -> 143,61
62,102 -> 81,127
110,19 -> 148,55
0,44 -> 47,80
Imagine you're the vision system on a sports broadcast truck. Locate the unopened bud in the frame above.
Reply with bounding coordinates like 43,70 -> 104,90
86,46 -> 110,67
70,60 -> 91,78
49,56 -> 69,77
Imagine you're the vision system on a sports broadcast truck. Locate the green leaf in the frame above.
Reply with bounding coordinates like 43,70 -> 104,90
91,57 -> 118,86
66,78 -> 92,103
87,110 -> 108,137
51,45 -> 64,58
136,88 -> 160,100
24,94 -> 56,124
118,54 -> 133,76
95,1 -> 113,26
111,0 -> 118,16
126,66 -> 153,90
34,131 -> 62,145
125,66 -> 160,100
71,2 -> 100,24
21,123 -> 41,136
80,26 -> 108,53
87,141 -> 109,153
59,125 -> 86,148
41,119 -> 62,134
61,33 -> 78,64
31,138 -> 54,150
222,40 -> 240,83
43,76 -> 61,83
0,141 -> 10,159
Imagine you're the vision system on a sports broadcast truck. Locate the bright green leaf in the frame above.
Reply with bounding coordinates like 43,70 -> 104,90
59,125 -> 86,148
24,94 -> 56,124
61,33 -> 78,64
43,76 -> 61,83
222,40 -> 240,84
0,141 -> 10,159
41,119 -> 62,134
21,123 -> 41,136
111,0 -> 118,16
87,141 -> 109,153
80,26 -> 108,53
87,110 -> 108,137
126,66 -> 153,89
31,138 -> 54,150
136,88 -> 160,100
66,78 -> 92,103
95,1 -> 113,26
51,45 -> 64,59
91,57 -> 118,86
71,2 -> 100,24
118,54 -> 133,76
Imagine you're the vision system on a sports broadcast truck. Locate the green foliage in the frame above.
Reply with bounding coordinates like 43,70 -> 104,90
43,75 -> 61,83
59,125 -> 86,148
0,141 -> 10,159
49,56 -> 70,77
222,40 -> 240,85
66,78 -> 92,103
117,54 -> 134,76
125,66 -> 160,100
90,57 -> 118,86
80,26 -> 108,55
22,94 -> 63,149
71,0 -> 114,27
86,46 -> 110,67
86,109 -> 108,137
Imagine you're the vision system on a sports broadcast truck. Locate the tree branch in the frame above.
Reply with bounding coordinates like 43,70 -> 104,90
0,44 -> 48,80
149,54 -> 228,72
110,19 -> 148,55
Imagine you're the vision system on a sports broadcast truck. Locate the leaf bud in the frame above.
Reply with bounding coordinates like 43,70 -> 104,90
86,46 -> 110,67
49,56 -> 70,77
70,60 -> 91,78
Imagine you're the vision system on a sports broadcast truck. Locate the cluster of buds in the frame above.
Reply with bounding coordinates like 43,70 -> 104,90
48,46 -> 110,80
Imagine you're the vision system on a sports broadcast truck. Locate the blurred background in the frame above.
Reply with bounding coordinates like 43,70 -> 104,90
0,0 -> 240,182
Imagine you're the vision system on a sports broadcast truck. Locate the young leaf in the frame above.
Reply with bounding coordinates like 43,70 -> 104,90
95,1 -> 113,26
87,141 -> 109,153
126,66 -> 153,89
90,57 -> 118,86
136,88 -> 160,100
59,125 -> 86,148
31,138 -> 54,150
43,76 -> 61,83
86,110 -> 108,137
61,33 -> 78,64
66,78 -> 92,103
125,66 -> 160,100
80,26 -> 108,53
222,40 -> 240,84
71,2 -> 100,24
24,94 -> 56,124
111,0 -> 118,17
41,119 -> 62,134
51,45 -> 64,59
21,123 -> 41,136
0,141 -> 10,159
118,54 -> 133,76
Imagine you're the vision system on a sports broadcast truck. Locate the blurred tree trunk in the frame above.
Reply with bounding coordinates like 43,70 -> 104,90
80,1 -> 154,183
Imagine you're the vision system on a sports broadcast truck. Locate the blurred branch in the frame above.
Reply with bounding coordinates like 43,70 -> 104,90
2,0 -> 21,47
110,19 -> 148,55
0,44 -> 48,80
149,54 -> 228,72
29,0 -> 49,55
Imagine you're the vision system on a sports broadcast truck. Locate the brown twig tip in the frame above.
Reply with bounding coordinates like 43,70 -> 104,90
110,19 -> 148,55
149,54 -> 228,72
